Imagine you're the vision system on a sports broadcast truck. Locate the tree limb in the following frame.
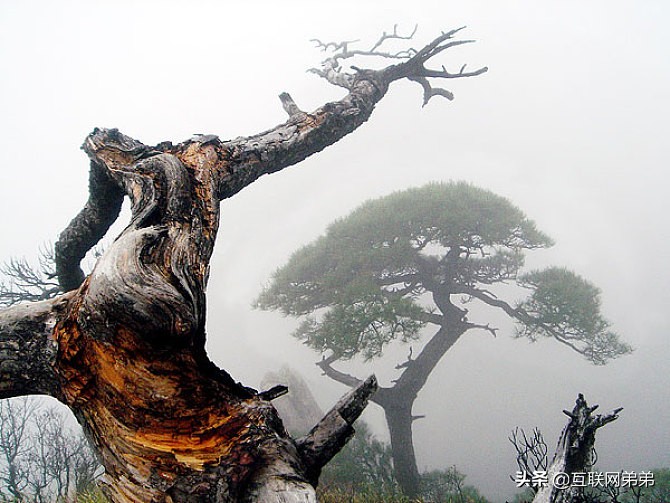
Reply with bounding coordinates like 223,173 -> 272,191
214,73 -> 388,200
296,375 -> 377,486
467,322 -> 498,337
310,26 -> 487,102
0,293 -> 73,399
214,27 -> 485,199
51,29 -> 485,286
413,309 -> 443,326
316,354 -> 364,389
309,25 -> 418,88
457,285 -> 627,363
395,347 -> 414,370
509,426 -> 548,494
0,248 -> 61,307
55,161 -> 124,292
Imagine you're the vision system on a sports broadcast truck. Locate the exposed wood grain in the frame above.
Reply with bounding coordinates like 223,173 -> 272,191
0,28 -> 486,501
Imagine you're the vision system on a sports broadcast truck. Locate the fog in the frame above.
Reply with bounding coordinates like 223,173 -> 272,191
1,1 -> 668,501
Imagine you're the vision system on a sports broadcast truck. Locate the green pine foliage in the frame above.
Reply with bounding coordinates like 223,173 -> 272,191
516,267 -> 632,364
75,485 -> 109,503
319,422 -> 396,493
420,467 -> 490,503
257,182 -> 631,364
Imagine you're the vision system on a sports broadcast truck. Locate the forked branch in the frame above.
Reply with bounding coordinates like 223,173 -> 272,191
510,426 -> 548,494
310,26 -> 488,105
310,24 -> 418,76
53,28 -> 486,295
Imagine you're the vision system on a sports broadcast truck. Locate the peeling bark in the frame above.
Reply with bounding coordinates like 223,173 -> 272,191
0,294 -> 72,399
532,394 -> 622,503
0,28 -> 484,501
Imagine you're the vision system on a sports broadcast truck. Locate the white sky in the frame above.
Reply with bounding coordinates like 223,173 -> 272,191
1,1 -> 668,500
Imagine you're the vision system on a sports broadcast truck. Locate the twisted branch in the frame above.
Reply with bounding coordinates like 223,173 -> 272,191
310,25 -> 488,104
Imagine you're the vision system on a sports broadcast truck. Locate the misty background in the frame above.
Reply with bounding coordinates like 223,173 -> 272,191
0,1 -> 668,501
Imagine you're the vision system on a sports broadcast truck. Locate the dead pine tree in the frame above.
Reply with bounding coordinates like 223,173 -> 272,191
0,27 -> 486,502
510,393 -> 623,503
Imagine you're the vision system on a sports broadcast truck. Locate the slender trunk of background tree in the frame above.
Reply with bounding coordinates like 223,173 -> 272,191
381,313 -> 468,498
384,402 -> 421,498
320,315 -> 470,498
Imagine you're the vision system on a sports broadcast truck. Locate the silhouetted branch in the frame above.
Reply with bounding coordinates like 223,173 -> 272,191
0,246 -> 61,307
395,347 -> 415,370
310,26 -> 487,105
457,285 -> 629,364
468,322 -> 498,337
317,354 -> 364,389
510,427 -> 548,494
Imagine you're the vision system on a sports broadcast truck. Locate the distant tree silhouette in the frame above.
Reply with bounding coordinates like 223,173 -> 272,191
257,182 -> 632,497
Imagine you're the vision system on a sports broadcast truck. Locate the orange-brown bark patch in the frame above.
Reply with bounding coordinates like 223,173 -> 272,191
296,111 -> 327,133
176,143 -> 221,242
57,319 -> 265,477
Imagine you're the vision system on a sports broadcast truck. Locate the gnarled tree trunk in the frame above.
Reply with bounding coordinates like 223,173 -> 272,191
0,28 -> 485,501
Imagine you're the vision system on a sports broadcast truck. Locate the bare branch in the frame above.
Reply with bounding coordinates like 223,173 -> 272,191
395,346 -> 414,370
0,247 -> 61,308
309,25 -> 418,88
278,92 -> 304,118
55,159 -> 124,292
316,353 -> 364,389
467,322 -> 498,338
382,27 -> 488,105
370,24 -> 418,52
408,75 -> 454,105
509,426 -> 548,493
309,26 -> 487,106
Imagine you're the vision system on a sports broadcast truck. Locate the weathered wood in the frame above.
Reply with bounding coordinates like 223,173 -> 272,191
0,294 -> 72,399
297,375 -> 377,486
0,28 -> 486,501
54,160 -> 124,292
532,394 -> 622,503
